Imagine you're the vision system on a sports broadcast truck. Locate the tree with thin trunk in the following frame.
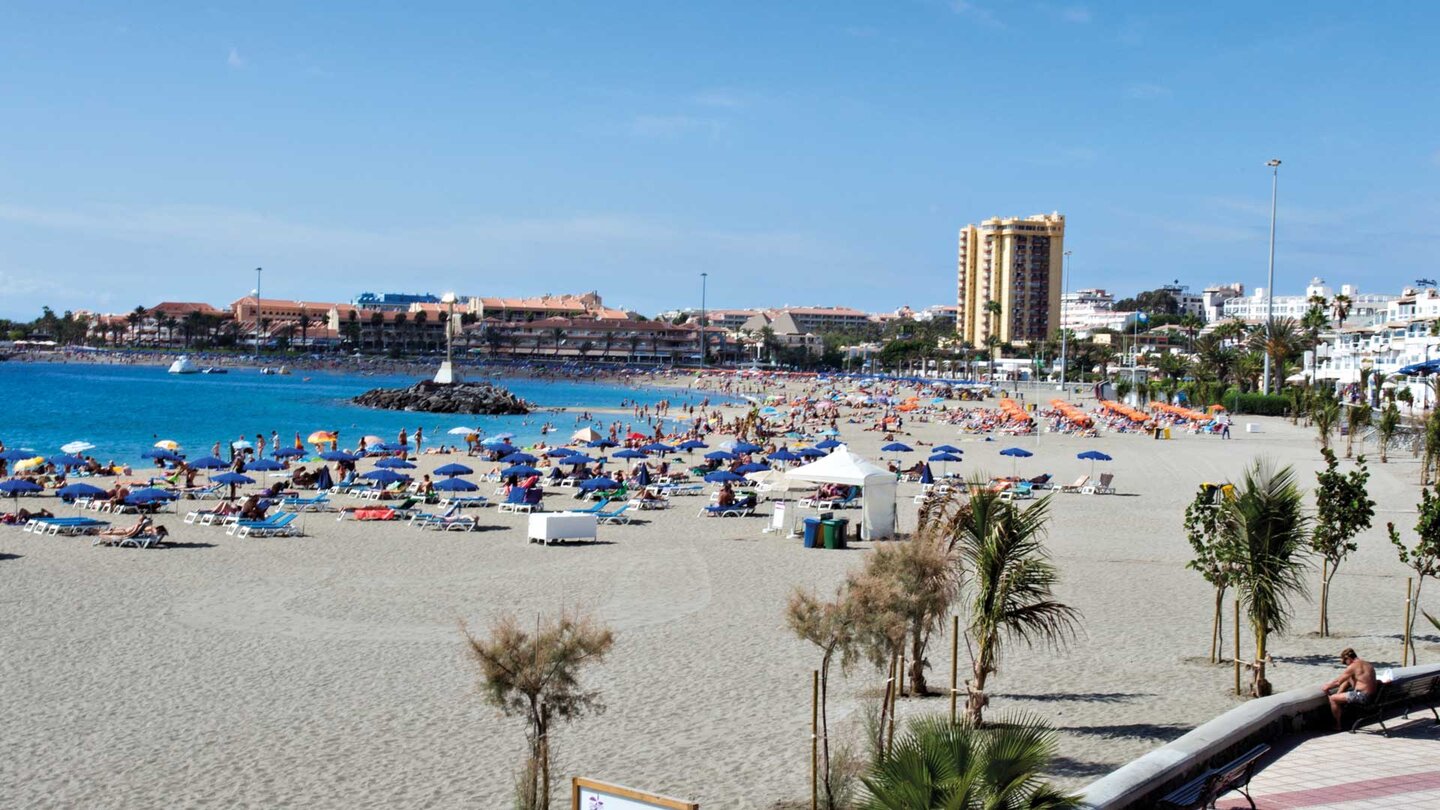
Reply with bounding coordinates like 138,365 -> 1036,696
462,609 -> 614,810
1344,403 -> 1370,459
1312,392 -> 1340,452
1387,487 -> 1440,666
788,586 -> 861,810
1185,484 -> 1237,663
851,526 -> 961,697
1310,449 -> 1375,637
858,713 -> 1080,809
956,486 -> 1079,724
1377,403 -> 1401,463
1222,460 -> 1311,697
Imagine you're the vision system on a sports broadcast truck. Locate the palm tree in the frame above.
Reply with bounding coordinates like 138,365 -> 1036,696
1249,317 -> 1304,394
549,326 -> 566,357
1221,460 -> 1311,697
126,306 -> 147,345
413,309 -> 428,351
482,326 -> 503,357
1179,313 -> 1204,352
393,312 -> 408,354
1344,402 -> 1370,459
368,311 -> 385,351
160,315 -> 179,347
297,309 -> 311,351
1377,403 -> 1401,463
957,488 -> 1079,725
859,714 -> 1080,810
1331,294 -> 1352,329
1313,394 -> 1340,452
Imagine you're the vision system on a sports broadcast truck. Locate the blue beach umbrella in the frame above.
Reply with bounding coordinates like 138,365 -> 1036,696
934,444 -> 963,454
881,442 -> 913,453
796,448 -> 827,459
1000,446 -> 1033,477
501,452 -> 538,464
561,455 -> 596,465
544,448 -> 577,457
767,449 -> 801,463
57,482 -> 107,500
434,463 -> 474,477
640,442 -> 674,454
485,444 -> 519,457
320,450 -> 358,463
47,454 -> 87,467
587,439 -> 619,449
0,449 -> 38,462
815,439 -> 842,451
361,469 -> 410,484
704,470 -> 747,484
1076,450 -> 1113,477
374,458 -> 416,469
190,456 -> 230,470
500,465 -> 541,478
613,449 -> 647,460
0,478 -> 44,497
634,466 -> 652,487
245,458 -> 284,471
578,477 -> 620,491
273,447 -> 305,459
141,449 -> 183,462
676,439 -> 707,451
704,450 -> 738,462
732,441 -> 763,454
434,477 -> 478,492
210,472 -> 255,486
928,452 -> 963,476
919,464 -> 934,485
734,462 -> 770,475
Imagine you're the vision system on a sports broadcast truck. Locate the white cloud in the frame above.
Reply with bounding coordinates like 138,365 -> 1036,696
1124,82 -> 1170,100
227,47 -> 245,69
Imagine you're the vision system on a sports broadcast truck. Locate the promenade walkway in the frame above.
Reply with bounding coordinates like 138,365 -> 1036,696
1217,718 -> 1440,809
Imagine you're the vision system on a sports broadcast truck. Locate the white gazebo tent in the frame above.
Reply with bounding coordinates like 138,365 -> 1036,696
784,445 -> 897,540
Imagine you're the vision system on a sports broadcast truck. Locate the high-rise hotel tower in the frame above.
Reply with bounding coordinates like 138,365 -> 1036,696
956,212 -> 1065,346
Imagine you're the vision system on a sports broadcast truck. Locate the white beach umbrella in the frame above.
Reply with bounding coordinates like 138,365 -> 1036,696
448,426 -> 480,435
61,441 -> 95,454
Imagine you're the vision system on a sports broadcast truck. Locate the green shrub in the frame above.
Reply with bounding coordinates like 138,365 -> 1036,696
1223,391 -> 1290,416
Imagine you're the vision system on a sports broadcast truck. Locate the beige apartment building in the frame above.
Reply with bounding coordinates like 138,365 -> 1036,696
956,212 -> 1065,346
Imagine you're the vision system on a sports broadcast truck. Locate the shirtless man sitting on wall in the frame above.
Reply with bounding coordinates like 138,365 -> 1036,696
1323,647 -> 1379,731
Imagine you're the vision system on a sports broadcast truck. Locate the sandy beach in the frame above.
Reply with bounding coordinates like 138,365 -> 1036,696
2,384 -> 1433,809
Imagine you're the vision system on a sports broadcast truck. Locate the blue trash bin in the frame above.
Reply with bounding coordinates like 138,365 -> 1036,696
803,517 -> 822,548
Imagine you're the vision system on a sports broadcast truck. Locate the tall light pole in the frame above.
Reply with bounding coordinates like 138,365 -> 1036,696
700,272 -> 708,367
1261,159 -> 1281,394
1060,249 -> 1072,392
253,266 -> 263,356
435,291 -> 461,384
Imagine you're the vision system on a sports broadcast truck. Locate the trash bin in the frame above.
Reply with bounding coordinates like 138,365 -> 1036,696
1163,427 -> 1172,440
803,518 -> 822,549
817,520 -> 837,549
830,518 -> 850,549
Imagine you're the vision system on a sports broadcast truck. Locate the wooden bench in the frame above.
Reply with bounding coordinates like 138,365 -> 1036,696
1158,743 -> 1269,810
1348,675 -> 1440,736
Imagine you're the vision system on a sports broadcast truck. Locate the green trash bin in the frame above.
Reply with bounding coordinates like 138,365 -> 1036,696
818,520 -> 837,549
831,518 -> 850,549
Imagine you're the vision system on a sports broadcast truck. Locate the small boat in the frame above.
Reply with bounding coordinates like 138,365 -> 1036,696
201,367 -> 228,374
260,367 -> 278,375
168,355 -> 200,374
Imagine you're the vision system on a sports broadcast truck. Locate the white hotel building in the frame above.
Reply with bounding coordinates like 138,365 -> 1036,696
1221,278 -> 1394,325
1315,287 -> 1440,407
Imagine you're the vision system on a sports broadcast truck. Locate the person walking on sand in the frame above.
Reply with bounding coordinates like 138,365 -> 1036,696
1323,647 -> 1379,731
414,426 -> 423,454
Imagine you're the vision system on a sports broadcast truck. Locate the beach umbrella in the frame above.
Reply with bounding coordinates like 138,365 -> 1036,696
676,439 -> 707,451
57,482 -> 107,500
154,439 -> 182,451
361,469 -> 410,484
0,449 -> 37,462
448,426 -> 480,436
768,449 -> 801,463
1000,446 -> 1033,478
480,435 -> 511,446
314,466 -> 334,491
578,477 -> 620,491
571,427 -> 602,443
934,444 -> 963,454
881,442 -> 913,453
819,428 -> 841,436
128,487 -> 178,502
561,454 -> 596,465
732,441 -> 763,454
704,470 -> 747,484
374,458 -> 416,469
230,440 -> 252,451
273,447 -> 304,459
433,463 -> 474,477
0,480 -> 44,505
815,438 -> 842,450
613,449 -> 647,460
734,462 -> 770,475
61,441 -> 95,454
1076,449 -> 1113,478
548,467 -> 565,480
190,456 -> 229,470
501,452 -> 538,464
640,442 -> 674,454
47,454 -> 87,467
634,466 -> 652,487
245,458 -> 284,471
704,450 -> 739,462
374,442 -> 408,453
489,432 -> 516,441
485,443 -> 519,457
320,450 -> 358,462
928,452 -> 963,477
433,477 -> 478,492
307,430 -> 336,445
211,472 -> 255,486
142,449 -> 183,462
499,465 -> 541,478
587,439 -> 618,449
544,448 -> 577,457
360,435 -> 386,448
796,447 -> 827,459
919,464 -> 934,485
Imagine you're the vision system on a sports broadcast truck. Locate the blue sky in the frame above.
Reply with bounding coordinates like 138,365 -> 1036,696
1,2 -> 1436,319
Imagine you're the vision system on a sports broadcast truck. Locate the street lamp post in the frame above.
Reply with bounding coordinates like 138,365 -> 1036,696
1060,250 -> 1071,393
434,291 -> 461,384
700,272 -> 708,367
1262,159 -> 1281,394
253,266 -> 262,355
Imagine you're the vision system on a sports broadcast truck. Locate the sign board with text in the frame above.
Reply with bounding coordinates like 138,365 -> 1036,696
572,777 -> 698,810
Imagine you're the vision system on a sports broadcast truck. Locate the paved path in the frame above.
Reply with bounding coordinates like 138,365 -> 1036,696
1218,719 -> 1440,809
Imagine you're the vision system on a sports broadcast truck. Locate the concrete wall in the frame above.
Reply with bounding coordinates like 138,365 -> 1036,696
1078,662 -> 1440,809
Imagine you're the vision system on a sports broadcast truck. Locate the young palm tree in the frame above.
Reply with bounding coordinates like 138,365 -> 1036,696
1312,394 -> 1340,451
1221,460 -> 1311,697
1377,403 -> 1401,463
957,488 -> 1079,725
859,713 -> 1080,810
1344,402 -> 1370,459
1248,317 -> 1304,393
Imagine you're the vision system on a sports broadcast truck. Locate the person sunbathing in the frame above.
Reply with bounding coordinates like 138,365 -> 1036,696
239,495 -> 267,521
16,508 -> 55,521
98,515 -> 153,541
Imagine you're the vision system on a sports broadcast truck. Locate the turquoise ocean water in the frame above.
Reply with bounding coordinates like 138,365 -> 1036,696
0,363 -> 711,463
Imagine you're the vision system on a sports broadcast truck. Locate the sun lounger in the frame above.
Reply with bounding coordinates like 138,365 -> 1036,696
419,513 -> 478,532
183,483 -> 224,500
439,495 -> 490,509
408,504 -> 460,528
227,512 -> 299,537
1081,473 -> 1115,495
280,493 -> 331,512
565,499 -> 611,515
999,482 -> 1034,501
25,516 -> 110,536
497,487 -> 544,514
1059,475 -> 1089,493
596,504 -> 632,525
701,495 -> 759,517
